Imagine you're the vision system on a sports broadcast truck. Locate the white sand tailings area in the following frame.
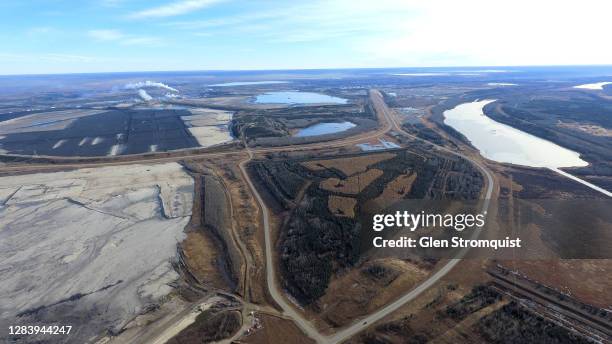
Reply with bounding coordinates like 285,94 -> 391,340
0,163 -> 194,342
181,108 -> 234,147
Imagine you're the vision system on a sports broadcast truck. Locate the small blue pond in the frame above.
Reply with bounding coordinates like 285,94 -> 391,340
294,121 -> 356,137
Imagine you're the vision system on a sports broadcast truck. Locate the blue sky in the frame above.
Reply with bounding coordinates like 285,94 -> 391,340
1,0 -> 611,75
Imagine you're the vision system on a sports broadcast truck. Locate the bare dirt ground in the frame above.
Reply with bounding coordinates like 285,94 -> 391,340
499,260 -> 611,309
310,258 -> 428,333
181,231 -> 232,290
489,164 -> 612,308
344,259 -> 493,343
196,155 -> 270,305
107,295 -> 227,344
239,313 -> 316,344
7,88 -> 605,344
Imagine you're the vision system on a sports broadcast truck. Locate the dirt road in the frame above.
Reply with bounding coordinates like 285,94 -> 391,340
238,90 -> 494,343
319,91 -> 494,343
239,148 -> 328,343
3,91 -> 494,344
228,89 -> 395,343
0,102 -> 392,175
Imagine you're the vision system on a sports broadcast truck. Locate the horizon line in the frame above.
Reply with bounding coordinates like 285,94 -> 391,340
2,63 -> 612,78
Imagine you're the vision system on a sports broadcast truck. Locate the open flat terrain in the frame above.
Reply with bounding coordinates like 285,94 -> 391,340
0,163 -> 194,343
0,66 -> 611,344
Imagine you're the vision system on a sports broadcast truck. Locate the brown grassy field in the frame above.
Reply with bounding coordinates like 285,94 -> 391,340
206,156 -> 269,304
181,231 -> 231,290
328,195 -> 358,218
240,313 -> 315,344
344,260 -> 495,344
320,169 -> 383,195
310,258 -> 428,331
364,172 -> 417,211
500,259 -> 611,308
302,152 -> 395,176
557,121 -> 612,137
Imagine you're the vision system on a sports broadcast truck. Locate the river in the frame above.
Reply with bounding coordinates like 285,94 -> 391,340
443,100 -> 611,197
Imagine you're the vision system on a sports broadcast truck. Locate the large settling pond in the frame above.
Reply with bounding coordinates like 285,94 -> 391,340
255,91 -> 347,104
294,121 -> 356,137
443,100 -> 587,168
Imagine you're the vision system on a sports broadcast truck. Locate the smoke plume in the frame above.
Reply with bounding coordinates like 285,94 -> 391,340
125,80 -> 179,93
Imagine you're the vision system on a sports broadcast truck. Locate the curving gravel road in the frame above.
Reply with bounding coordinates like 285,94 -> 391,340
239,90 -> 495,343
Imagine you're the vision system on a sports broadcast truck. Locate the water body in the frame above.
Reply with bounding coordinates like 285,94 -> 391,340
255,91 -> 347,104
393,73 -> 451,77
210,81 -> 289,87
487,83 -> 518,86
294,121 -> 356,137
573,82 -> 612,90
444,100 -> 587,168
444,100 -> 611,197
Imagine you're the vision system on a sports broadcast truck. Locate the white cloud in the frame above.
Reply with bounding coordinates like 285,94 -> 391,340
357,0 -> 612,66
129,0 -> 225,19
165,0 -> 612,67
88,29 -> 124,41
167,0 -> 415,44
165,9 -> 281,29
88,29 -> 162,46
7,0 -> 612,73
